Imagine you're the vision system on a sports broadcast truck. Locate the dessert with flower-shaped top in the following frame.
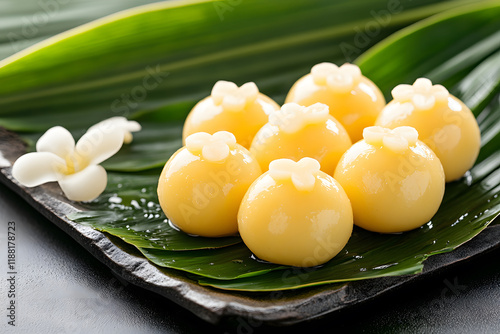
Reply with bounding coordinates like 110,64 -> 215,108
182,80 -> 280,148
238,157 -> 353,267
334,126 -> 445,233
12,117 -> 141,202
376,78 -> 480,182
249,102 -> 351,175
285,62 -> 385,142
157,131 -> 262,237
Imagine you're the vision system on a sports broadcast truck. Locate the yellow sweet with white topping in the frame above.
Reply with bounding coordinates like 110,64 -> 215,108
334,126 -> 445,233
249,102 -> 352,175
376,78 -> 481,182
238,157 -> 353,267
182,81 -> 280,148
285,62 -> 385,142
157,131 -> 262,237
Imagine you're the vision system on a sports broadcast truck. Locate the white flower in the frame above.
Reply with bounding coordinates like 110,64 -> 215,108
391,78 -> 449,110
268,157 -> 321,192
11,118 -> 140,201
0,151 -> 10,168
87,116 -> 141,144
268,102 -> 329,134
185,131 -> 237,162
363,126 -> 419,153
211,80 -> 259,112
311,62 -> 362,93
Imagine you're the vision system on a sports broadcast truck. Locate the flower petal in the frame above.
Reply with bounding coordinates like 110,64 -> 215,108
0,151 -> 11,168
88,117 -> 142,144
413,78 -> 433,92
185,132 -> 212,153
392,126 -> 419,146
58,164 -> 107,201
222,95 -> 246,112
212,131 -> 237,148
291,171 -> 316,192
211,80 -> 238,105
431,84 -> 449,101
311,62 -> 337,85
75,125 -> 125,166
36,126 -> 75,158
304,103 -> 329,123
327,73 -> 354,94
363,126 -> 388,145
297,157 -> 321,173
412,94 -> 435,110
269,103 -> 306,133
269,158 -> 294,180
383,133 -> 409,153
127,120 -> 142,132
239,82 -> 259,102
391,84 -> 414,101
11,152 -> 65,187
339,63 -> 361,81
202,141 -> 230,162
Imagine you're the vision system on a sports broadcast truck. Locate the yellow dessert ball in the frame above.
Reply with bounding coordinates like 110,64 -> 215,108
238,157 -> 353,267
182,80 -> 280,148
249,102 -> 352,175
334,126 -> 445,233
157,131 -> 262,237
375,78 -> 481,182
285,62 -> 385,142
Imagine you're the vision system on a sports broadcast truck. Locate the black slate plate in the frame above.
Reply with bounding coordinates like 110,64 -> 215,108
1,127 -> 499,326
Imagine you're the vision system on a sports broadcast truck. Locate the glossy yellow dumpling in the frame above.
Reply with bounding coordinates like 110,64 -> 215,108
285,62 -> 385,142
182,81 -> 280,148
334,126 -> 445,233
238,158 -> 353,267
249,102 -> 352,175
375,78 -> 481,182
157,131 -> 262,237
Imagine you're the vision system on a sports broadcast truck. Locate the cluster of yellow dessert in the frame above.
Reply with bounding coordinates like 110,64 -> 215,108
157,62 -> 481,268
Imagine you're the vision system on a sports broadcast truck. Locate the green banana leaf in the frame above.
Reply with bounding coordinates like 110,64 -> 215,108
2,0 -> 500,291
139,245 -> 285,279
69,172 -> 242,250
0,0 -> 164,60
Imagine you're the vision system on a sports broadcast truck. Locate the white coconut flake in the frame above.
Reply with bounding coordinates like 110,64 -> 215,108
268,157 -> 321,192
